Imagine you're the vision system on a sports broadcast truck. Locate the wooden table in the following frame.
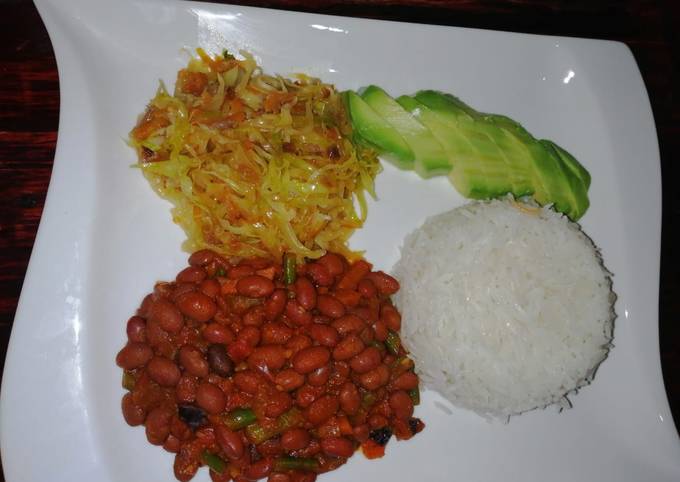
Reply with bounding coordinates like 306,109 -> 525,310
1,0 -> 678,479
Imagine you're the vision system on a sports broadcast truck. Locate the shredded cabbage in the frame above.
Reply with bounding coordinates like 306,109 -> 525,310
129,49 -> 380,261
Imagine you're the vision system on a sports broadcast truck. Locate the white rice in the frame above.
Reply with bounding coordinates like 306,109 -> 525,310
393,199 -> 615,419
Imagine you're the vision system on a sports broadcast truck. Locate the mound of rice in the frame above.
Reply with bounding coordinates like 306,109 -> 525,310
393,199 -> 615,419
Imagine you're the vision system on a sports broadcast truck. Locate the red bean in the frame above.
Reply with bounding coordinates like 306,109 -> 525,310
228,265 -> 255,279
332,335 -> 364,361
243,305 -> 266,326
316,294 -> 346,319
308,324 -> 339,347
196,382 -> 226,414
265,391 -> 293,418
163,434 -> 181,453
286,334 -> 312,355
264,289 -> 287,321
320,437 -> 354,458
307,364 -> 332,386
292,346 -> 331,374
285,300 -> 312,326
349,347 -> 382,374
215,425 -> 244,460
358,326 -> 374,345
380,304 -> 402,331
294,277 -> 317,311
357,278 -> 377,298
391,371 -> 419,391
148,298 -> 184,334
248,345 -> 287,371
338,382 -> 360,415
147,356 -> 181,386
122,393 -> 145,426
366,271 -> 400,295
145,318 -> 170,347
352,424 -> 370,443
199,278 -> 221,298
295,384 -> 324,408
236,275 -> 275,298
337,260 -> 371,290
306,395 -> 339,425
238,326 -> 261,347
177,266 -> 207,283
145,406 -> 173,445
244,457 -> 273,480
203,323 -> 235,344
176,375 -> 198,403
281,428 -> 310,451
306,262 -> 333,287
262,322 -> 293,345
275,369 -> 305,391
126,316 -> 147,343
372,320 -> 388,342
332,289 -> 361,308
176,292 -> 217,322
233,371 -> 262,394
359,364 -> 390,390
171,283 -> 197,303
388,390 -> 414,420
268,474 -> 291,482
189,249 -> 216,267
179,345 -> 209,378
116,342 -> 153,369
368,414 -> 389,429
317,253 -> 345,277
331,315 -> 365,336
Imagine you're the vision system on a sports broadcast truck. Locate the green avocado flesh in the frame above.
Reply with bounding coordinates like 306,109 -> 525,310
345,87 -> 591,221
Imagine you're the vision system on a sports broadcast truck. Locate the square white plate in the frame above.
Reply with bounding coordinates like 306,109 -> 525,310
2,0 -> 678,480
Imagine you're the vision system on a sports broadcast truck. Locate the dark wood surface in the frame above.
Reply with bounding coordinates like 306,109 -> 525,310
0,0 -> 678,479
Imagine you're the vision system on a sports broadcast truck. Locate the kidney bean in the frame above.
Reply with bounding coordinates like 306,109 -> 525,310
389,390 -> 414,420
248,345 -> 287,371
306,262 -> 333,287
380,304 -> 401,331
170,415 -> 193,441
331,315 -> 365,336
285,300 -> 312,326
359,364 -> 391,390
368,414 -> 389,429
294,277 -> 317,311
280,428 -> 311,452
321,437 -> 354,458
176,292 -> 217,322
138,294 -> 154,318
228,265 -> 255,279
145,406 -> 173,445
216,425 -> 244,460
295,384 -> 324,408
236,275 -> 275,298
196,382 -> 226,414
308,324 -> 339,347
274,369 -> 305,391
262,322 -> 293,345
351,307 -> 375,323
291,472 -> 317,482
179,345 -> 209,378
258,438 -> 284,457
238,326 -> 261,347
349,347 -> 382,374
330,361 -> 351,386
307,364 -> 331,386
199,278 -> 221,298
203,323 -> 235,344
366,271 -> 400,295
332,289 -> 361,308
357,278 -> 377,298
265,391 -> 293,418
371,320 -> 388,342
233,371 -> 261,394
264,289 -> 287,321
147,356 -> 181,386
306,395 -> 339,425
122,392 -> 146,426
116,342 -> 153,369
337,260 -> 371,290
207,344 -> 233,378
358,326 -> 375,345
352,423 -> 370,443
154,282 -> 174,299
163,434 -> 181,453
244,457 -> 273,480
126,316 -> 147,343
332,335 -> 364,361
189,249 -> 216,267
286,334 -> 312,355
146,318 -> 170,347
171,283 -> 198,303
292,346 -> 331,374
148,298 -> 184,334
176,375 -> 198,403
316,295 -> 346,319
338,382 -> 360,415
268,473 -> 291,482
177,266 -> 207,283
391,371 -> 419,391
317,253 -> 345,277
243,305 -> 266,326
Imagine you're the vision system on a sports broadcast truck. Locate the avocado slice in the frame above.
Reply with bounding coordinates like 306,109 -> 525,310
360,86 -> 448,179
344,90 -> 414,169
540,139 -> 591,190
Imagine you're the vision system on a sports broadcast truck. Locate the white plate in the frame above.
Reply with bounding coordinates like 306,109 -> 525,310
2,0 -> 678,480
